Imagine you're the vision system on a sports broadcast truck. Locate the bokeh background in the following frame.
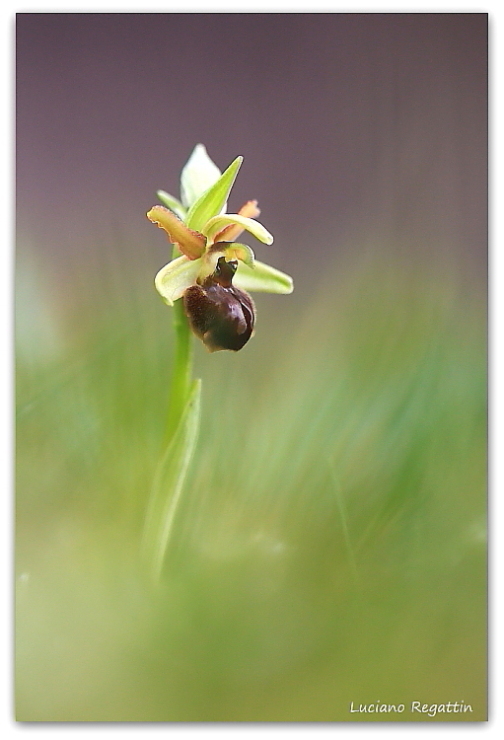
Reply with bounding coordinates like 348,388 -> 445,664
15,13 -> 487,721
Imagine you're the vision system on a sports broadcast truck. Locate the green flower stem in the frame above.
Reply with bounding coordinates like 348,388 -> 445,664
164,242 -> 195,445
143,246 -> 199,582
165,297 -> 194,443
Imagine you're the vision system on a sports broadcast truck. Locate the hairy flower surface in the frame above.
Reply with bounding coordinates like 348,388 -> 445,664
147,145 -> 293,350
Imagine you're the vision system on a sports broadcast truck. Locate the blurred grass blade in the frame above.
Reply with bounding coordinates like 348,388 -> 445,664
142,379 -> 201,580
185,156 -> 243,232
328,458 -> 362,594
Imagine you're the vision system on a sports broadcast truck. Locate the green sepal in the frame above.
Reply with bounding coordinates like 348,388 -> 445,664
154,255 -> 202,305
185,156 -> 243,232
156,190 -> 187,220
180,144 -> 221,209
234,259 -> 294,294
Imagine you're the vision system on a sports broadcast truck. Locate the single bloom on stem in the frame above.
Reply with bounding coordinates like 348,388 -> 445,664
147,145 -> 293,352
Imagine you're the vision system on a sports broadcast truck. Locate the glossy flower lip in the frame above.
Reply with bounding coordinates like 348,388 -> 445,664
148,146 -> 294,307
183,256 -> 256,353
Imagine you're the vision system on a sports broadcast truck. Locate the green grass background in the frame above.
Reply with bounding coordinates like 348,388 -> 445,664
15,240 -> 486,721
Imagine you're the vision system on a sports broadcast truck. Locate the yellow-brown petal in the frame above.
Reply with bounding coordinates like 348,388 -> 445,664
211,200 -> 261,243
147,205 -> 206,260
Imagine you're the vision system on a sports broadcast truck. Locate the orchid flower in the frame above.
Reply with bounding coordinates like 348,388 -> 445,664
147,145 -> 293,351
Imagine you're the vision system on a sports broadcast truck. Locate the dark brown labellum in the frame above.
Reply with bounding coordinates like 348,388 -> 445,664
183,256 -> 256,352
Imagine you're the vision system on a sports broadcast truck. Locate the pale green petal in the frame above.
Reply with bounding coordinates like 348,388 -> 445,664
234,259 -> 294,294
180,144 -> 221,208
156,190 -> 187,220
185,156 -> 243,232
203,214 -> 273,246
154,256 -> 202,305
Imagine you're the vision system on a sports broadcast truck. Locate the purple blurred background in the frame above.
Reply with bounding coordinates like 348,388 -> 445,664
16,12 -> 487,300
